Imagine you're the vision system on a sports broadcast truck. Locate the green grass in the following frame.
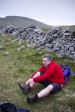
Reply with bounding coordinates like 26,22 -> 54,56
0,35 -> 75,112
41,27 -> 52,32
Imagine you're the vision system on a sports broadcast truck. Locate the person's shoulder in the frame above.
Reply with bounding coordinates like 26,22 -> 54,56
49,60 -> 59,69
50,60 -> 57,66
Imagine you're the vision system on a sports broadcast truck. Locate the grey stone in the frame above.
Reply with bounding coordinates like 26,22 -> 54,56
0,45 -> 5,50
18,39 -> 24,45
17,45 -> 25,51
4,52 -> 10,55
57,50 -> 65,58
69,47 -> 74,51
36,48 -> 41,51
11,30 -> 20,36
20,45 -> 25,49
17,47 -> 22,51
34,28 -> 43,33
26,44 -> 31,48
10,38 -> 19,43
1,25 -> 75,59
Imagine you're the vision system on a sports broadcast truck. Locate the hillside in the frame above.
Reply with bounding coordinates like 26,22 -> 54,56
1,25 -> 75,59
0,16 -> 52,28
0,35 -> 75,112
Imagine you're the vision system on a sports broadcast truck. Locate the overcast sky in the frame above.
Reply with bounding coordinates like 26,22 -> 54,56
0,0 -> 75,25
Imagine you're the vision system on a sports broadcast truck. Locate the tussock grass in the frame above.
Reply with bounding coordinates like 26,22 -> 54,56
0,35 -> 75,112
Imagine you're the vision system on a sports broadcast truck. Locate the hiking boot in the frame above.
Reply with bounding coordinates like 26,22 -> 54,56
27,94 -> 38,103
18,83 -> 31,94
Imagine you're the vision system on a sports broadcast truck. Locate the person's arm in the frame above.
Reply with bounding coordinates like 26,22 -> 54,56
26,65 -> 45,85
33,67 -> 57,82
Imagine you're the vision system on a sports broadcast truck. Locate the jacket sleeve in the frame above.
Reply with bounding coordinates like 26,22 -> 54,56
33,66 -> 57,82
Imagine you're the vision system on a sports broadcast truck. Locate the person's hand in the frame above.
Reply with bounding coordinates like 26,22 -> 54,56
26,80 -> 29,85
26,78 -> 33,85
27,78 -> 33,84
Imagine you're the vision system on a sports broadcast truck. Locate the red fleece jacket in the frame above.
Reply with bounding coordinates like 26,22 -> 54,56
32,60 -> 64,85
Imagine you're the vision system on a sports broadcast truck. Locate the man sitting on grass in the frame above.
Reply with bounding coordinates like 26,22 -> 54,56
18,54 -> 64,103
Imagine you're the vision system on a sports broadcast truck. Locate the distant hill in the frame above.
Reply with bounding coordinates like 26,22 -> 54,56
0,16 -> 52,28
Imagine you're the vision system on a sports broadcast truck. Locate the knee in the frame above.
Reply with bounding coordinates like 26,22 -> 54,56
46,85 -> 53,91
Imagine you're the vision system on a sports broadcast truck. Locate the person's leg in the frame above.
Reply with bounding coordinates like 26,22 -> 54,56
38,83 -> 62,97
37,85 -> 53,98
27,85 -> 53,103
27,83 -> 61,103
29,72 -> 41,87
18,83 -> 31,94
18,72 -> 40,94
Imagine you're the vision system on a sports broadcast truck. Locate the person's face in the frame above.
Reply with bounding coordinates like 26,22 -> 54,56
42,57 -> 51,67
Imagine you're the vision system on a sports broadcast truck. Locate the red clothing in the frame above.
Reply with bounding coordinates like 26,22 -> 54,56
32,60 -> 64,85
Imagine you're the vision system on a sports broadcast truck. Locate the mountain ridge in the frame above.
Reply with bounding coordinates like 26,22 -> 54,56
0,16 -> 52,28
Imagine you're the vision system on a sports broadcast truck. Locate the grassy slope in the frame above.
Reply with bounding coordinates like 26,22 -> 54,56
0,35 -> 75,112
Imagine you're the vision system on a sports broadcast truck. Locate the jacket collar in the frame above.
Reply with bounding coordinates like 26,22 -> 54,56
47,60 -> 53,68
